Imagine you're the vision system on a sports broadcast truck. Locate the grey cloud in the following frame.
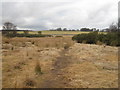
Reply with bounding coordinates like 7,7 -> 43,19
1,0 -> 119,30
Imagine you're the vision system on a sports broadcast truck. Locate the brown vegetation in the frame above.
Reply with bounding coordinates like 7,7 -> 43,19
2,36 -> 118,88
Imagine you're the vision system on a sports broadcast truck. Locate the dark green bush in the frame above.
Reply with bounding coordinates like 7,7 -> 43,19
72,32 -> 98,44
38,31 -> 42,35
72,32 -> 120,46
4,33 -> 52,38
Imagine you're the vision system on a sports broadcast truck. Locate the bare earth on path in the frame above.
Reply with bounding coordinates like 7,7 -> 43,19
39,49 -> 74,88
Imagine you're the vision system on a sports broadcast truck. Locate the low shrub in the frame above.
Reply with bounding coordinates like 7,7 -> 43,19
3,33 -> 52,38
64,44 -> 70,49
72,32 -> 120,46
35,61 -> 42,75
38,31 -> 42,35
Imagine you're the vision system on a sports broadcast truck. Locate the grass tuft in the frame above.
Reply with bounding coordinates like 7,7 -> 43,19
35,60 -> 43,75
64,44 -> 70,49
24,78 -> 35,87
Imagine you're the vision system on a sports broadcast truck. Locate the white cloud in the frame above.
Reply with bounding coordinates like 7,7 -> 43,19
1,0 -> 119,30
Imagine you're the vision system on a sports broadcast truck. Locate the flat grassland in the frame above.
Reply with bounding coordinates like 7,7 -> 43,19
2,36 -> 118,88
42,31 -> 89,35
18,30 -> 106,35
18,31 -> 89,35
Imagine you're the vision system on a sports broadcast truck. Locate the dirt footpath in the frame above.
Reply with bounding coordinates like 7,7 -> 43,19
38,44 -> 118,88
39,49 -> 74,88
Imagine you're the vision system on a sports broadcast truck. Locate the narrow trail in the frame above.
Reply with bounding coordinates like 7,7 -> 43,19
40,49 -> 73,88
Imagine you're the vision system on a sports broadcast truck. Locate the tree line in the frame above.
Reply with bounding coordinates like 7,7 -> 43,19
1,22 -> 52,38
49,27 -> 99,32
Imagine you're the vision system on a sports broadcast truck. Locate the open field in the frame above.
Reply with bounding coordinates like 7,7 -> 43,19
2,36 -> 118,88
17,30 -> 107,35
17,31 -> 90,35
42,31 -> 90,35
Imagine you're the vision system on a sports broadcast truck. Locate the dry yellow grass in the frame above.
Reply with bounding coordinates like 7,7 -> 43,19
17,31 -> 107,35
2,37 -> 118,88
65,43 -> 118,88
17,31 -> 90,35
2,36 -> 74,48
2,37 -> 74,88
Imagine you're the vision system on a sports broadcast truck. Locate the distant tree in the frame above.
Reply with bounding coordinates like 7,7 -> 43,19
80,28 -> 91,32
2,22 -> 17,35
72,29 -> 75,31
38,31 -> 42,35
90,29 -> 94,31
109,23 -> 118,32
56,28 -> 62,31
63,28 -> 67,31
2,22 -> 17,30
118,18 -> 120,31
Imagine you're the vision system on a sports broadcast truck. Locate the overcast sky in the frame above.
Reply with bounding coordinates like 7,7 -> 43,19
1,0 -> 119,30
